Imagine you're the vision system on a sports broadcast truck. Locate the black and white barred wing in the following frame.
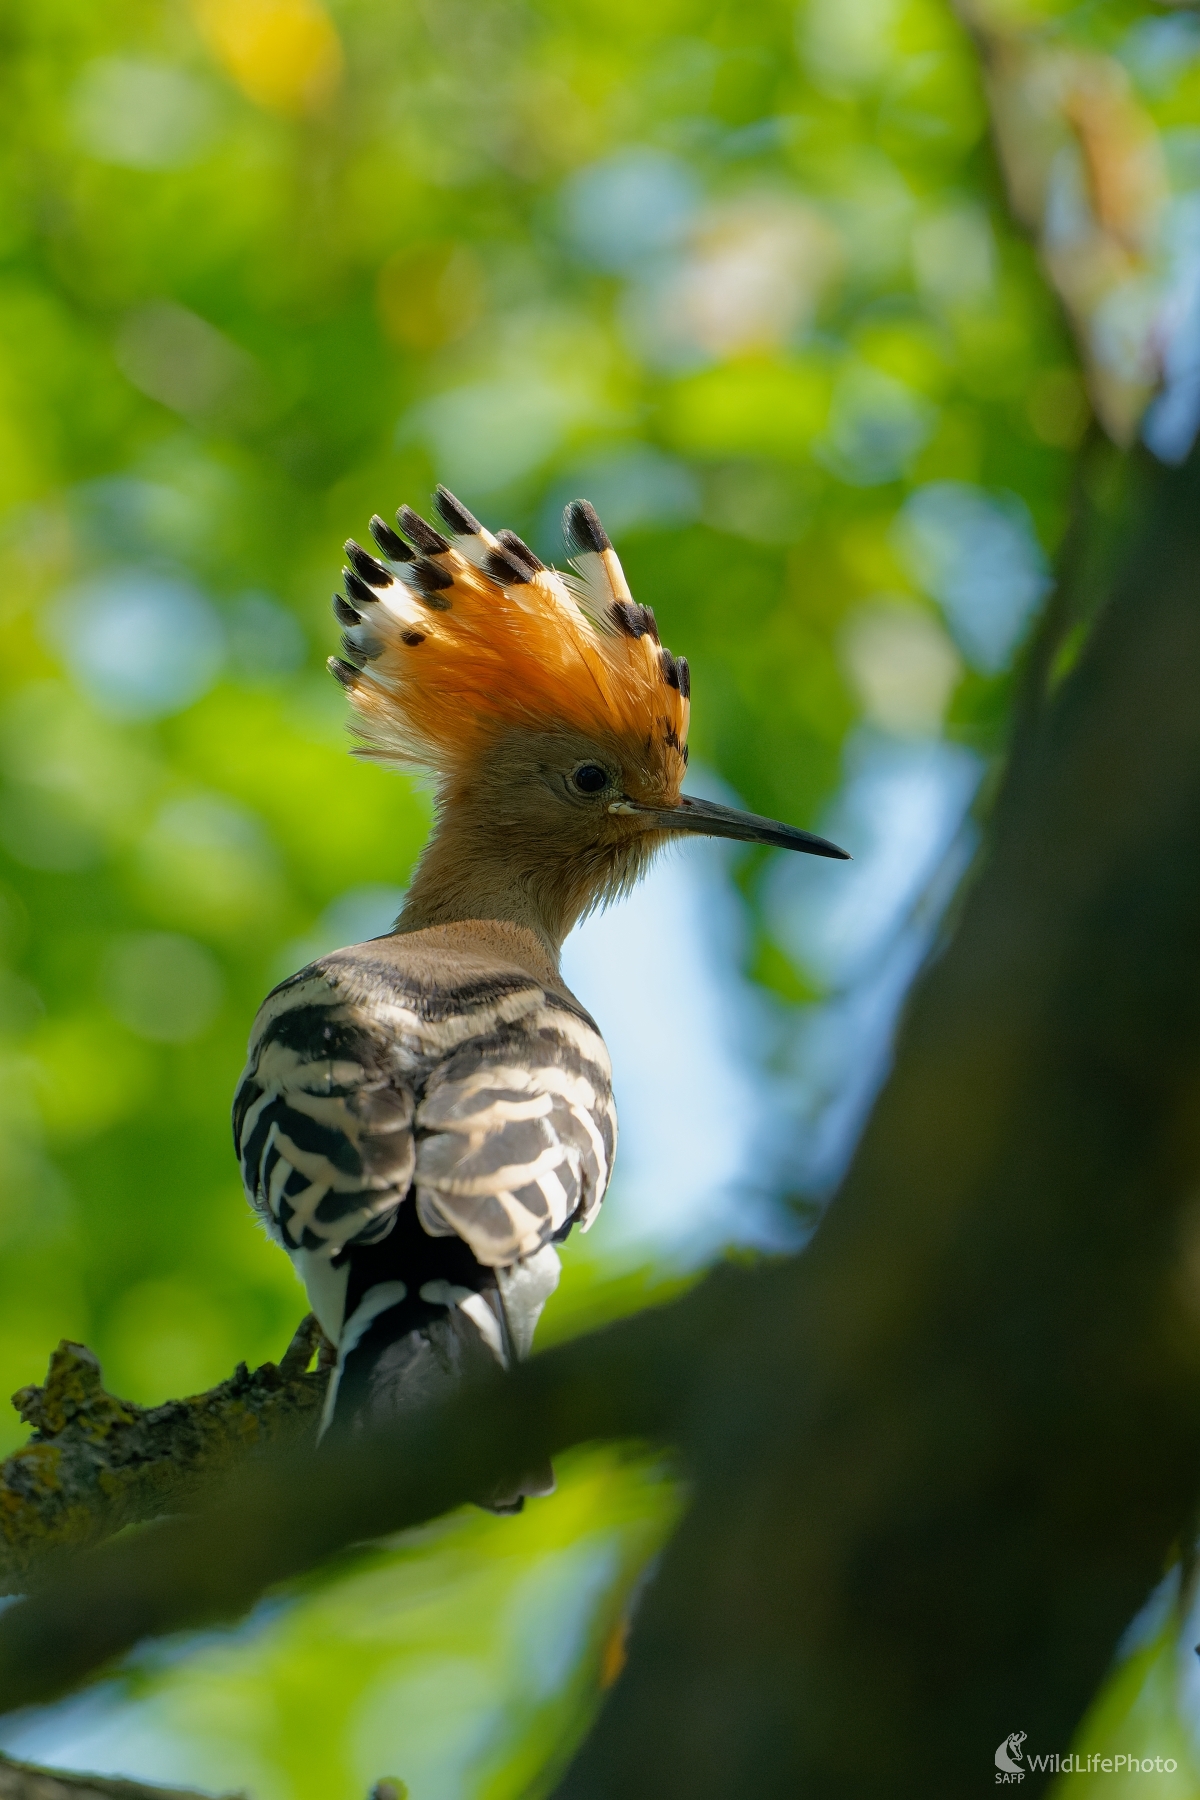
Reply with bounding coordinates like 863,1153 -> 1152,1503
234,963 -> 617,1267
414,999 -> 617,1266
233,972 -> 417,1254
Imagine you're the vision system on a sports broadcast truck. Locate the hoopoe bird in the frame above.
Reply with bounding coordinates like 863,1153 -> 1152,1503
233,488 -> 848,1504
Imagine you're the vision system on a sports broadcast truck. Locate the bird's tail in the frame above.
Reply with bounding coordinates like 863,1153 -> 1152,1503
322,1247 -> 561,1513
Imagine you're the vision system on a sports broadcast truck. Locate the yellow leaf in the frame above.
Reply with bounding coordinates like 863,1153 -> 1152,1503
192,0 -> 343,117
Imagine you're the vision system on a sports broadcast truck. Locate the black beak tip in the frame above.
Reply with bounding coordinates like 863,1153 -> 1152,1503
788,828 -> 852,861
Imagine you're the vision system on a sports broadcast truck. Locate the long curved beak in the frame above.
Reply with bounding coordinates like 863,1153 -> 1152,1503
611,794 -> 850,860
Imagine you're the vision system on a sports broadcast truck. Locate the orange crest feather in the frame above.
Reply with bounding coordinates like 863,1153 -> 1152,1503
330,491 -> 691,794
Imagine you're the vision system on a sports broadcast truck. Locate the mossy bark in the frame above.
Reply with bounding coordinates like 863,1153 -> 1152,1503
0,1320 -> 326,1593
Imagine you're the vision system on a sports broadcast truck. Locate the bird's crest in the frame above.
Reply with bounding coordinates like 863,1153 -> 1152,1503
328,489 -> 690,794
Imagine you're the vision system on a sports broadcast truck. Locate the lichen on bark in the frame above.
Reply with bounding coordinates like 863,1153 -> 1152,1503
0,1317 -> 328,1594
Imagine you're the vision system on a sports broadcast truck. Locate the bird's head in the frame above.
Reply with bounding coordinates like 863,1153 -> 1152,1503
329,488 -> 847,946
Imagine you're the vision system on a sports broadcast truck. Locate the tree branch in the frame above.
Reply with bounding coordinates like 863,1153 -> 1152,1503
0,1320 -> 326,1593
0,1751 -> 406,1800
0,1749 -> 242,1799
0,1285 -> 701,1713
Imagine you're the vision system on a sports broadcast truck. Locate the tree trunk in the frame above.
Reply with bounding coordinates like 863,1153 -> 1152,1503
553,445 -> 1200,1794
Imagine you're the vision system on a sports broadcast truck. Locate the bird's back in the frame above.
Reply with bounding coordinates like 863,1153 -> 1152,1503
233,920 -> 615,1456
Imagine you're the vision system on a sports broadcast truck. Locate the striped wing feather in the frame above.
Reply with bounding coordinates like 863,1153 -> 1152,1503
415,1026 -> 614,1263
233,972 -> 417,1253
233,952 -> 616,1270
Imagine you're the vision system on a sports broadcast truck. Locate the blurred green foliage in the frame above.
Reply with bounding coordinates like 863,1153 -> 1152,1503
0,0 -> 1195,1791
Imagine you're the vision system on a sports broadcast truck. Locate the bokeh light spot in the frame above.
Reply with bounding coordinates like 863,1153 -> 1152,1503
559,149 -> 701,271
44,570 -> 224,721
136,794 -> 283,936
70,58 -> 218,170
191,0 -> 343,117
839,599 -> 962,736
101,933 -> 225,1044
895,481 -> 1052,672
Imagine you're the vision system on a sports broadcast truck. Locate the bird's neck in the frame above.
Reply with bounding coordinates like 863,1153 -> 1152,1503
395,810 -> 589,964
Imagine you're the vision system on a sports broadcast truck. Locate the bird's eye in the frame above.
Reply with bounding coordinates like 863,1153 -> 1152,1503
572,764 -> 608,794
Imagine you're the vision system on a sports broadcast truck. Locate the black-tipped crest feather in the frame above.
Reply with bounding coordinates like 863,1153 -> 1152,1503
563,499 -> 611,555
611,600 -> 659,643
345,540 -> 393,588
410,557 -> 454,599
343,568 -> 378,609
434,486 -> 482,537
485,548 -> 531,586
496,529 -> 544,573
399,506 -> 451,557
369,515 -> 413,562
328,488 -> 689,791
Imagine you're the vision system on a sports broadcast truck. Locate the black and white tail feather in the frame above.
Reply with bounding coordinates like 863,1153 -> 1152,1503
233,942 -> 616,1505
